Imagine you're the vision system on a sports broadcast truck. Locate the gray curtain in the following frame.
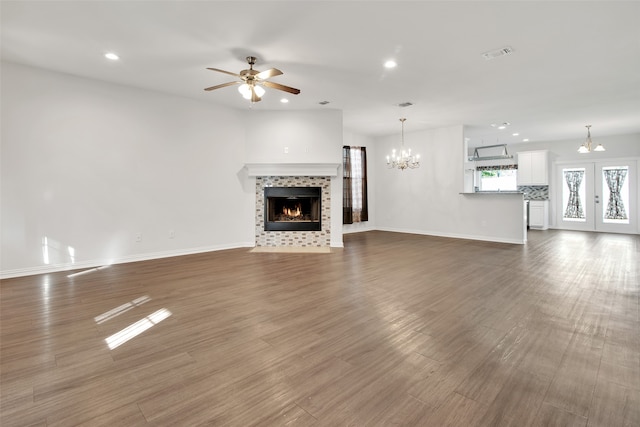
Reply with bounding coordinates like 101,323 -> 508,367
343,146 -> 353,224
604,168 -> 628,220
564,170 -> 585,219
343,146 -> 368,224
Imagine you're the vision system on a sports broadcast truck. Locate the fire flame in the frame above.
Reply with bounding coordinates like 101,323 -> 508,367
283,204 -> 302,217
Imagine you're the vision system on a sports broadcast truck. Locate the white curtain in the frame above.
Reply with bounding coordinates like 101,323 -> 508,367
604,168 -> 628,220
564,170 -> 585,219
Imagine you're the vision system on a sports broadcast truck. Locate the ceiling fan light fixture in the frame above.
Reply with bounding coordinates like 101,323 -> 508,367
206,56 -> 300,103
238,83 -> 251,99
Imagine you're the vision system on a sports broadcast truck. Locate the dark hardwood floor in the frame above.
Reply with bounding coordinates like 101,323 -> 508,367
1,230 -> 638,426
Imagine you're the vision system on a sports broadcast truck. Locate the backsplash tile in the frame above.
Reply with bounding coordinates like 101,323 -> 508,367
518,185 -> 549,200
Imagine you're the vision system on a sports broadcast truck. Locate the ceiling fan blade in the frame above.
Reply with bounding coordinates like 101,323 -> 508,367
204,81 -> 241,91
250,86 -> 262,103
256,68 -> 283,80
206,67 -> 241,77
262,81 -> 301,95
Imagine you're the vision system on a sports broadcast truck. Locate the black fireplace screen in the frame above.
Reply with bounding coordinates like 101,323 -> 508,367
264,187 -> 321,231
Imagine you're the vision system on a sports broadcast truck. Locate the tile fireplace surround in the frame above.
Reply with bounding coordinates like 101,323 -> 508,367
255,176 -> 331,247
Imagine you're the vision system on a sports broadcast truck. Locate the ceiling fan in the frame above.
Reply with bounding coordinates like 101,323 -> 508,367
204,56 -> 301,103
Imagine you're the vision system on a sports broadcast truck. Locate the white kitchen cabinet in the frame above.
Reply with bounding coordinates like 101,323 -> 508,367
517,150 -> 548,185
529,200 -> 549,230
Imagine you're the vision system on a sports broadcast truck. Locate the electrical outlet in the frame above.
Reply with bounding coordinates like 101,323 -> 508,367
135,232 -> 142,242
169,230 -> 175,239
284,146 -> 289,154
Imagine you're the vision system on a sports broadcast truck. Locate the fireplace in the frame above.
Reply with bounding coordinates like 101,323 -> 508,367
264,187 -> 321,231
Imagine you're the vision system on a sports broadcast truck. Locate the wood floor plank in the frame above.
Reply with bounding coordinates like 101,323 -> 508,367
478,369 -> 552,426
532,402 -> 588,427
587,378 -> 640,427
366,393 -> 435,426
1,229 -> 638,426
430,391 -> 489,427
36,351 -> 196,426
408,326 -> 506,409
64,404 -> 148,427
598,340 -> 640,391
509,325 -> 574,377
455,357 -> 517,406
543,331 -> 603,417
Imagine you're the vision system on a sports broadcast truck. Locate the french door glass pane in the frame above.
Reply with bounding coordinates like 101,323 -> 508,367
602,166 -> 629,224
563,168 -> 586,221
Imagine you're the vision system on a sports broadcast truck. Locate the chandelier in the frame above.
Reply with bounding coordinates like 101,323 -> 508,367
387,118 -> 420,170
578,125 -> 605,153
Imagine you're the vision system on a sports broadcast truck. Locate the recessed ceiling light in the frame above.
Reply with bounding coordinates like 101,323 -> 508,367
280,98 -> 289,103
104,52 -> 119,60
512,133 -> 519,136
491,122 -> 510,129
522,138 -> 529,142
384,60 -> 397,69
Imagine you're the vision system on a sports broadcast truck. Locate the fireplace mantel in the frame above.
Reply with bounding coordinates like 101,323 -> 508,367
244,163 -> 340,177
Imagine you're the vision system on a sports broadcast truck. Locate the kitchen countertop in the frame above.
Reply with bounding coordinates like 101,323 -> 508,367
460,191 -> 524,195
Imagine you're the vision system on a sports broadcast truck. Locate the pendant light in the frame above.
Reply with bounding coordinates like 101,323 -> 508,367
578,125 -> 605,153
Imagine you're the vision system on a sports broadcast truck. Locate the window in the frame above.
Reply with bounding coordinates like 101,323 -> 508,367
343,146 -> 368,224
476,165 -> 518,191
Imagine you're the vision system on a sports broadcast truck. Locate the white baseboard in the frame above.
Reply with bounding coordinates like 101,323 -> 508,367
0,241 -> 255,280
374,227 -> 526,245
342,226 -> 376,234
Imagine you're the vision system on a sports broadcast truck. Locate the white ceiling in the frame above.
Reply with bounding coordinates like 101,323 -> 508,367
2,1 -> 640,146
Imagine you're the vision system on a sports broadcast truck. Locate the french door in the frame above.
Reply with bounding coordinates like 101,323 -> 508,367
557,160 -> 637,234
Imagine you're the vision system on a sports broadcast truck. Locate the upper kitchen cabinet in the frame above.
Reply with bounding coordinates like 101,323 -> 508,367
517,150 -> 548,185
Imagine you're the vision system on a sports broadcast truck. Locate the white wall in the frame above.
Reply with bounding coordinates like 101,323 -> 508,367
375,125 -> 525,244
245,109 -> 342,164
244,109 -> 344,247
509,133 -> 640,162
1,62 -> 253,277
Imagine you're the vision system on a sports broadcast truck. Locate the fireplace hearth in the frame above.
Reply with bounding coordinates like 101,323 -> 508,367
264,187 -> 321,231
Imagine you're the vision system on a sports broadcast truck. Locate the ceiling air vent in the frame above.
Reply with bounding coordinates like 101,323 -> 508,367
397,102 -> 413,108
482,46 -> 514,61
318,100 -> 330,105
